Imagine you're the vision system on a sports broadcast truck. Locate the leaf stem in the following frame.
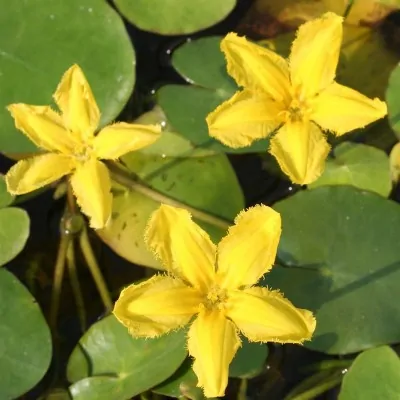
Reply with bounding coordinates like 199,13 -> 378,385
285,374 -> 343,400
66,241 -> 86,332
49,230 -> 70,329
107,161 -> 232,230
79,226 -> 113,311
302,359 -> 352,373
238,379 -> 248,400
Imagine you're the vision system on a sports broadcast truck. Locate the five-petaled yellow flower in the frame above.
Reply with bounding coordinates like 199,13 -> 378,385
113,204 -> 316,398
5,65 -> 161,229
206,12 -> 387,185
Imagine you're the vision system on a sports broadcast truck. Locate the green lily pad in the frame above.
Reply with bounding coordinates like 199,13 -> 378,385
0,207 -> 30,267
309,142 -> 391,197
153,359 -> 205,400
0,269 -> 52,399
67,315 -> 187,400
157,37 -> 270,153
0,176 -> 14,208
69,377 -> 122,400
113,0 -> 237,35
339,346 -> 400,400
98,151 -> 244,269
0,0 -> 135,153
229,338 -> 269,378
268,186 -> 400,354
135,106 -> 215,158
153,338 -> 269,399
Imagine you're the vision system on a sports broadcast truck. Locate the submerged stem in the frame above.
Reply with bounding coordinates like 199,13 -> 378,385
49,230 -> 70,329
79,226 -> 113,311
66,241 -> 86,332
285,373 -> 343,400
107,161 -> 232,230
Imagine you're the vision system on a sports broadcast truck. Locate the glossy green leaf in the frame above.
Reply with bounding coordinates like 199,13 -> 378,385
69,377 -> 121,400
229,337 -> 268,379
268,186 -> 400,354
113,0 -> 236,35
229,338 -> 269,378
67,315 -> 187,400
339,346 -> 400,400
135,106 -> 215,158
0,0 -> 135,153
309,142 -> 391,197
153,339 -> 269,400
157,37 -> 270,153
0,176 -> 14,208
153,359 -> 205,400
0,207 -> 29,267
98,152 -> 244,269
0,269 -> 52,399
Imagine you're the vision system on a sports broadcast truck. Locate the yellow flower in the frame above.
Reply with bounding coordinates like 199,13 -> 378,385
5,65 -> 161,229
206,12 -> 387,185
113,204 -> 316,398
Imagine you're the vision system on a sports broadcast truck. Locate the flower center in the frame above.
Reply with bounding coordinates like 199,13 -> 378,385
285,97 -> 312,123
203,285 -> 227,311
279,87 -> 313,124
73,144 -> 93,163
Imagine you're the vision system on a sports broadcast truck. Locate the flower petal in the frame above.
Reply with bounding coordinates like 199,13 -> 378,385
93,123 -> 161,159
290,12 -> 343,97
312,82 -> 387,136
269,121 -> 330,185
188,309 -> 240,398
221,33 -> 291,103
226,287 -> 316,344
145,205 -> 216,293
217,205 -> 281,289
206,90 -> 284,148
70,159 -> 112,229
113,275 -> 201,338
6,154 -> 74,195
53,64 -> 100,139
7,104 -> 75,153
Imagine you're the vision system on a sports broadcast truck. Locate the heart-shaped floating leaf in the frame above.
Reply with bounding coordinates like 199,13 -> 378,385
157,37 -> 270,153
113,0 -> 237,35
0,0 -> 135,153
98,151 -> 244,269
229,338 -> 269,379
0,269 -> 52,399
135,106 -> 215,158
67,315 -> 187,400
0,176 -> 14,208
309,142 -> 391,197
339,346 -> 400,400
267,186 -> 400,354
153,338 -> 269,399
153,359 -> 205,400
0,207 -> 30,267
